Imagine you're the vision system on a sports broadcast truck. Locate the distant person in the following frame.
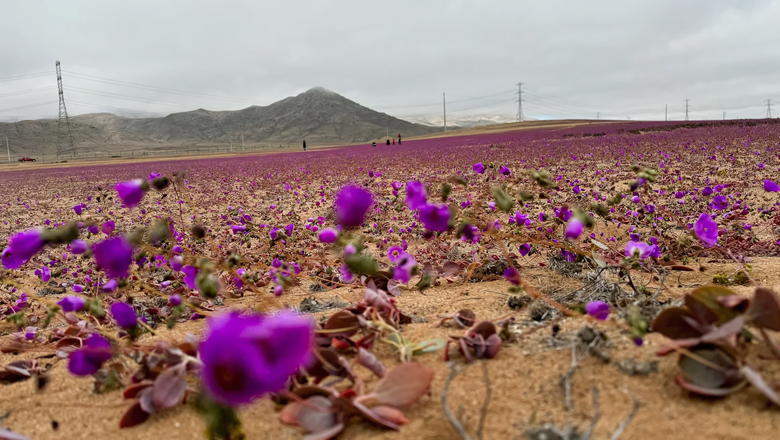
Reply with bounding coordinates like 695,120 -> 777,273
398,133 -> 402,145
386,139 -> 390,146
392,138 -> 395,145
303,140 -> 307,151
372,141 -> 376,147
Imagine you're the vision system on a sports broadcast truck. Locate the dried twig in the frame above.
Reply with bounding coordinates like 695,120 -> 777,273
560,337 -> 599,412
441,362 -> 473,440
760,328 -> 780,359
610,400 -> 642,440
561,344 -> 578,412
476,361 -> 492,440
582,387 -> 601,440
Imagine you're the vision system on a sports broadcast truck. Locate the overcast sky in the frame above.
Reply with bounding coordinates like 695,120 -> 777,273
1,0 -> 779,123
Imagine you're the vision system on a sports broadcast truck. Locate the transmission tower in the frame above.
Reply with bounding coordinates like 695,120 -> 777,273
684,99 -> 690,121
55,61 -> 75,159
767,99 -> 773,118
516,82 -> 524,122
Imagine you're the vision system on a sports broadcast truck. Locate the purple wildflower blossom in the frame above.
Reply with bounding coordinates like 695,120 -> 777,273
199,311 -> 313,406
70,239 -> 88,255
405,181 -> 428,210
1,228 -> 45,269
93,236 -> 134,279
318,228 -> 338,243
419,204 -> 450,232
472,162 -> 486,174
586,301 -> 610,321
110,302 -> 138,329
694,213 -> 719,247
68,334 -> 113,376
115,179 -> 146,208
335,186 -> 373,227
503,267 -> 520,285
565,218 -> 584,241
58,296 -> 86,312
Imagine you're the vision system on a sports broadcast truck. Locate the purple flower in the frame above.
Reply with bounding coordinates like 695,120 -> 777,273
503,267 -> 520,285
149,172 -> 162,180
764,180 -> 780,192
93,237 -> 134,279
499,165 -> 511,176
393,252 -> 417,284
170,294 -> 182,306
318,228 -> 338,243
88,225 -> 99,235
273,284 -> 284,296
419,204 -> 450,232
643,204 -> 656,213
405,181 -> 428,210
586,301 -> 610,321
461,224 -> 481,243
675,191 -> 684,199
1,228 -> 45,269
565,218 -> 583,241
172,245 -> 183,255
74,205 -> 83,215
694,213 -> 719,247
101,221 -> 115,235
387,246 -> 404,263
702,186 -> 713,196
340,263 -> 353,283
170,255 -> 183,271
335,186 -> 373,227
101,280 -> 119,293
625,241 -> 653,260
57,296 -> 86,312
73,284 -> 84,293
488,202 -> 496,212
40,266 -> 51,282
70,239 -> 88,255
110,302 -> 138,328
710,195 -> 728,210
183,265 -> 199,289
199,311 -> 313,406
115,179 -> 146,208
472,162 -> 486,174
519,243 -> 531,256
269,227 -> 279,240
231,225 -> 247,234
284,224 -> 294,237
68,334 -> 112,376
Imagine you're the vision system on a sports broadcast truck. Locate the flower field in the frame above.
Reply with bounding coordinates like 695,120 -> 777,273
2,119 -> 780,439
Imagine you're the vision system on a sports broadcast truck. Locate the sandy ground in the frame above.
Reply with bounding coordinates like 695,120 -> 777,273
3,260 -> 780,440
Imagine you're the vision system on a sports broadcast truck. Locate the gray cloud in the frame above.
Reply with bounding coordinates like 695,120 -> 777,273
1,0 -> 778,122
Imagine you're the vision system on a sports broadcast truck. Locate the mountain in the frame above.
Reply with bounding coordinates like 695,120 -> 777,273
0,87 -> 442,155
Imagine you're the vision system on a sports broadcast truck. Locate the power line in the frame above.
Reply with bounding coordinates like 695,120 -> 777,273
0,86 -> 57,99
68,86 -> 196,108
63,70 -> 266,105
0,101 -> 53,114
0,72 -> 50,83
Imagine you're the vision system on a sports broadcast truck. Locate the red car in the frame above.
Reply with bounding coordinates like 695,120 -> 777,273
18,157 -> 36,162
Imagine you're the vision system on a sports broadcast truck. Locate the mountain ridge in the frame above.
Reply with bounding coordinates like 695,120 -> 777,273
0,88 -> 443,155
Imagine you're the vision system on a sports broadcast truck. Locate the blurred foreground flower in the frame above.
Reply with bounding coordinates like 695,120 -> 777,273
68,334 -> 112,376
199,311 -> 313,406
1,228 -> 45,269
115,179 -> 147,208
93,236 -> 134,278
335,186 -> 373,227
586,301 -> 609,321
